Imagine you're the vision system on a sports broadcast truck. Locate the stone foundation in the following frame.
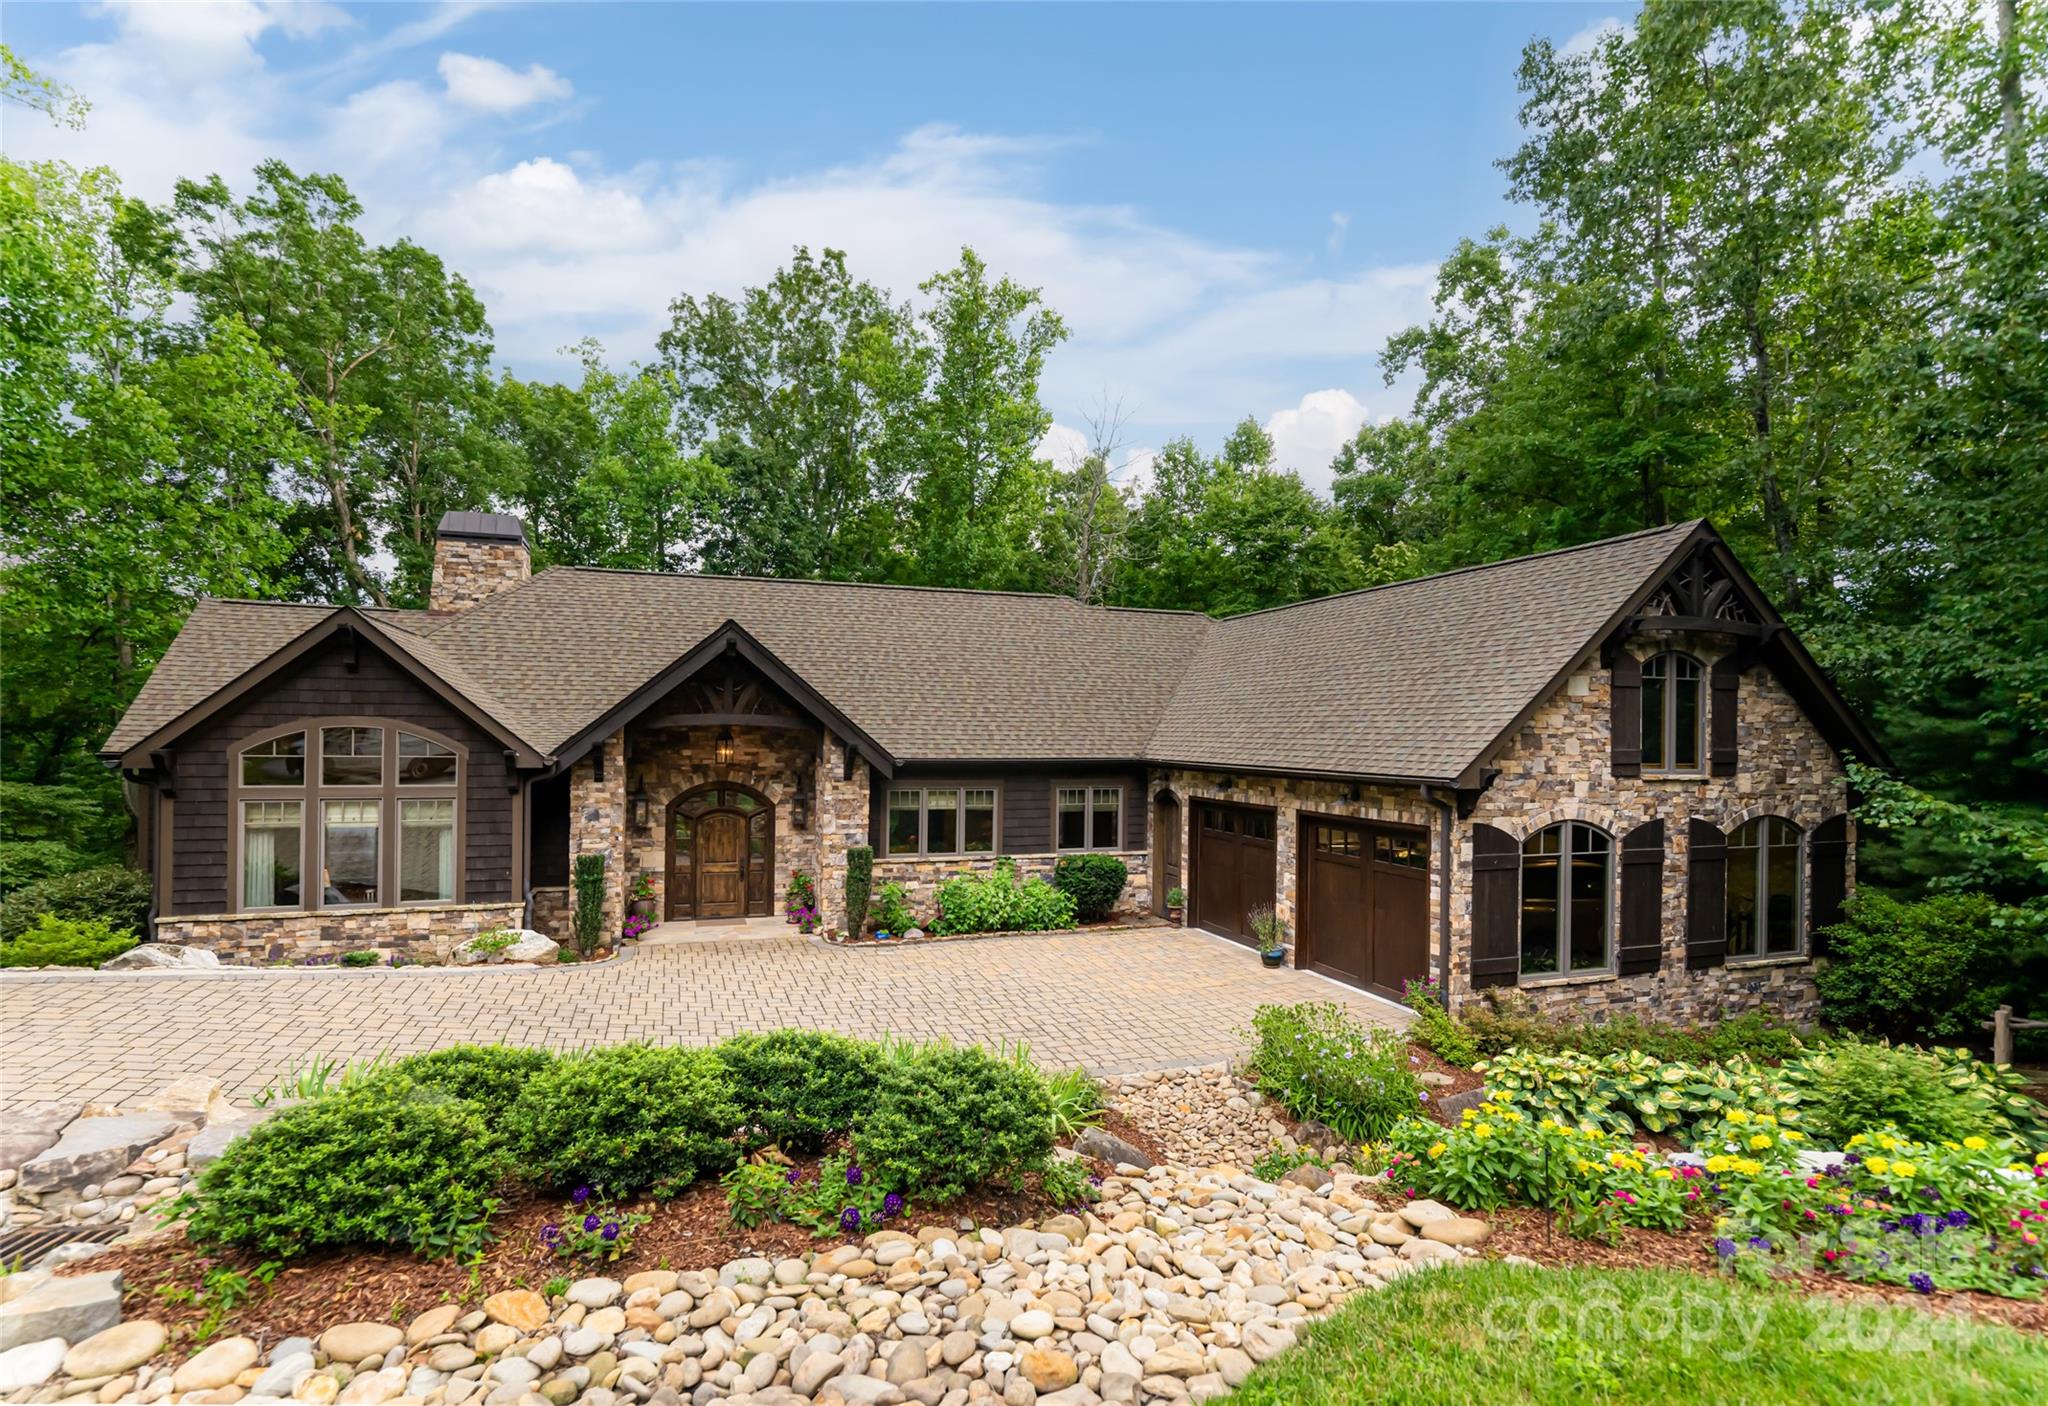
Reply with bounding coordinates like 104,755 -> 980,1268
869,851 -> 1151,928
154,902 -> 526,965
1496,959 -> 1822,1026
528,886 -> 571,941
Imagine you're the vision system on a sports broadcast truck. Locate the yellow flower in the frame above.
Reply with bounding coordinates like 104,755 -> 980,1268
1866,1156 -> 1890,1176
1891,1160 -> 1917,1178
1725,1109 -> 1751,1125
1756,1112 -> 1777,1126
1474,1123 -> 1494,1139
2035,1151 -> 2048,1166
1503,1109 -> 1524,1123
1782,1131 -> 1803,1143
1576,1159 -> 1594,1174
1706,1155 -> 1733,1174
1539,1118 -> 1558,1132
1651,1168 -> 1674,1180
1735,1158 -> 1764,1176
1749,1134 -> 1774,1150
1964,1136 -> 1988,1151
1846,1133 -> 1868,1148
1427,1142 -> 1446,1159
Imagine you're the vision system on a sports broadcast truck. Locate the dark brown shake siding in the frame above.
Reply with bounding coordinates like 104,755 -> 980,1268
168,636 -> 515,914
866,764 -> 1150,853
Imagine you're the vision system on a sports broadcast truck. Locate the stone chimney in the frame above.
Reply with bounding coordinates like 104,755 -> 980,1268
431,511 -> 530,612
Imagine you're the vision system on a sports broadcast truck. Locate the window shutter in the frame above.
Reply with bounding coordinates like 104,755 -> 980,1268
1686,817 -> 1727,970
1808,813 -> 1850,955
1611,652 -> 1642,778
1469,822 -> 1520,988
1618,819 -> 1665,975
1709,657 -> 1740,777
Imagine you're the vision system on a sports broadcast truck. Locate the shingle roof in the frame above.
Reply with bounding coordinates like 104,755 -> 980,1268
104,523 -> 1703,781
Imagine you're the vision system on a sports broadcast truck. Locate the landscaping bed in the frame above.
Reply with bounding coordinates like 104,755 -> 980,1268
825,915 -> 1168,948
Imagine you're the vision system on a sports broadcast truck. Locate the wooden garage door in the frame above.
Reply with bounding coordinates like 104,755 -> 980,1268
1192,802 -> 1275,944
1303,819 -> 1430,998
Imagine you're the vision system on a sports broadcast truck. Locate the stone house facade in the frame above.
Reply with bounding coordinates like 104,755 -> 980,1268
107,513 -> 1884,1023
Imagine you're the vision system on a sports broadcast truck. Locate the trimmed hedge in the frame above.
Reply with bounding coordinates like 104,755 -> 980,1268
0,914 -> 138,968
855,1044 -> 1056,1199
505,1044 -> 741,1195
718,1029 -> 879,1153
1053,854 -> 1128,923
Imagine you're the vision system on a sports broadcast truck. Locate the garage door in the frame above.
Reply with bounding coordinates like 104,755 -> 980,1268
1302,819 -> 1430,997
1192,802 -> 1276,944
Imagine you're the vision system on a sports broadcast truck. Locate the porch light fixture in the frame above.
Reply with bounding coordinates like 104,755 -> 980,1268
791,783 -> 813,831
628,780 -> 651,830
714,727 -> 736,769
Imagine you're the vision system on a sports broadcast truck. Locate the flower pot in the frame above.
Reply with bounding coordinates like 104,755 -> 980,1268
629,898 -> 657,920
1260,948 -> 1286,968
1166,906 -> 1185,925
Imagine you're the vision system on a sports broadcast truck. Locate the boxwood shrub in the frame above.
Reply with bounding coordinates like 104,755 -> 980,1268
186,1077 -> 505,1258
1053,854 -> 1128,923
506,1044 -> 742,1195
717,1029 -> 879,1153
855,1043 -> 1055,1198
0,914 -> 139,968
393,1044 -> 557,1109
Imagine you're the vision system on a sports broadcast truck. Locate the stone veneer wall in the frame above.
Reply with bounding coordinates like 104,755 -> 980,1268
815,735 -> 870,933
429,536 -> 530,612
528,886 -> 571,942
624,725 -> 823,921
1151,768 -> 1440,975
869,851 -> 1151,927
155,901 -> 525,965
1449,637 -> 1851,1024
569,731 -> 628,942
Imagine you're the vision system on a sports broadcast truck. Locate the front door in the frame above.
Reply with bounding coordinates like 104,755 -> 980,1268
1152,792 -> 1182,917
696,812 -> 747,918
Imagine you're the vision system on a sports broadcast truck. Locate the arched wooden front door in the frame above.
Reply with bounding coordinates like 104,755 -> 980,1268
665,783 -> 774,920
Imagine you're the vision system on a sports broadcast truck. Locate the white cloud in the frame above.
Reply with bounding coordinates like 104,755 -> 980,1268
437,52 -> 571,113
1265,390 -> 1371,487
1326,211 -> 1350,257
1560,16 -> 1629,59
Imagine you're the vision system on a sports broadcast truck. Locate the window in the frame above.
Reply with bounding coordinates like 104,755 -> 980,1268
322,726 -> 383,786
962,789 -> 996,853
925,789 -> 959,855
1058,785 -> 1124,850
1727,817 -> 1802,958
241,732 -> 305,787
887,791 -> 921,856
1375,832 -> 1428,868
398,732 -> 457,785
1314,825 -> 1360,856
886,786 -> 1000,857
1521,821 -> 1612,976
241,801 -> 302,908
321,799 -> 380,905
400,799 -> 456,902
1641,653 -> 1704,774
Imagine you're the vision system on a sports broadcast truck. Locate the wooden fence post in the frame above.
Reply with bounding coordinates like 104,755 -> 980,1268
1992,1004 -> 2013,1067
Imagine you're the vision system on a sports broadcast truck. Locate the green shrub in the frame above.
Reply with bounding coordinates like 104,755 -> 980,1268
1777,1041 -> 1982,1147
340,949 -> 380,968
185,1077 -> 506,1259
1815,891 -> 2031,1045
1053,854 -> 1128,923
844,846 -> 873,934
870,882 -> 915,934
855,1043 -> 1056,1199
506,1044 -> 741,1195
0,865 -> 152,942
1247,1002 -> 1421,1142
393,1044 -> 557,1109
716,1030 -> 879,1152
1926,1046 -> 2048,1149
1462,988 -> 1813,1063
930,860 -> 1077,936
0,913 -> 138,968
1403,978 -> 1480,1067
571,854 -> 607,957
1478,1047 -> 1792,1138
1042,1066 -> 1106,1139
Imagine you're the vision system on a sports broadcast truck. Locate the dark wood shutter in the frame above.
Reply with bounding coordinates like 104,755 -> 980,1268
1709,657 -> 1740,777
1685,817 -> 1727,970
1611,652 -> 1642,778
1470,823 -> 1521,988
1808,813 -> 1850,955
1618,819 -> 1665,975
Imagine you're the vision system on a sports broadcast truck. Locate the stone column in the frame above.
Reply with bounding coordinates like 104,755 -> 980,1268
569,729 -> 627,942
814,734 -> 872,933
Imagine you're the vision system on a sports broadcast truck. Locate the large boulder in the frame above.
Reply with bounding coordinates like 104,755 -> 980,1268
454,929 -> 557,965
100,944 -> 220,971
1073,1127 -> 1155,1170
16,1113 -> 182,1195
185,1110 -> 273,1174
0,1106 -> 75,1176
0,1272 -> 123,1352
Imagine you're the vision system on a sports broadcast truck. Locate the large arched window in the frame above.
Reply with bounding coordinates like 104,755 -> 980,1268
1641,652 -> 1704,774
1521,821 -> 1612,976
1727,817 -> 1802,958
233,720 -> 463,912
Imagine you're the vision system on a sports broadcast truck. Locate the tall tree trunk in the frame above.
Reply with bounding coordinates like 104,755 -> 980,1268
1997,0 -> 2023,168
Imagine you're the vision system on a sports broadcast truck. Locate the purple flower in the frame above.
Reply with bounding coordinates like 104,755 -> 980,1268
1747,1236 -> 1771,1252
840,1206 -> 862,1232
1417,1091 -> 1430,1103
1909,1272 -> 1934,1295
785,1166 -> 804,1186
881,1192 -> 905,1218
1713,1238 -> 1737,1257
1943,1209 -> 1972,1229
601,1221 -> 621,1241
584,1213 -> 601,1232
540,1224 -> 561,1247
572,1185 -> 592,1205
845,1163 -> 864,1187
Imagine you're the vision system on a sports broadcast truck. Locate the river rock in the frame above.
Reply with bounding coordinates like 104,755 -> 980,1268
483,1289 -> 550,1332
1421,1216 -> 1490,1246
319,1322 -> 404,1362
62,1319 -> 166,1378
0,1271 -> 123,1351
171,1335 -> 259,1392
0,1339 -> 67,1394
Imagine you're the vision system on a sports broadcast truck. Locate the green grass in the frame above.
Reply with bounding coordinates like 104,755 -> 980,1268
1224,1263 -> 2048,1405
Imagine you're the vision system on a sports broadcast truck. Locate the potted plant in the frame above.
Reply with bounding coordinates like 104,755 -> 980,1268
1249,905 -> 1288,967
628,873 -> 658,920
1165,886 -> 1187,924
785,871 -> 816,923
792,902 -> 819,935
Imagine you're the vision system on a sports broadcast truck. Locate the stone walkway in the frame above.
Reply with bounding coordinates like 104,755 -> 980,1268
0,928 -> 1407,1114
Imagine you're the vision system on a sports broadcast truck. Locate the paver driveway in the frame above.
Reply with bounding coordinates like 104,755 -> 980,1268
0,927 -> 1407,1113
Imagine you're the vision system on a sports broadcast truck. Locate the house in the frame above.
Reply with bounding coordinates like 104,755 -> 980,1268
101,512 -> 1884,1020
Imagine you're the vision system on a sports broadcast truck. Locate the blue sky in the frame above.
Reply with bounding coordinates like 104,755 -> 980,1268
3,1 -> 1632,487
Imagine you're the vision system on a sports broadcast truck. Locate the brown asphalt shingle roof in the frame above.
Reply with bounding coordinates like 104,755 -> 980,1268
104,523 -> 1700,782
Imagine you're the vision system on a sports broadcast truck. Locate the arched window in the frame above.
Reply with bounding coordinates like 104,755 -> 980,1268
1641,652 -> 1704,773
1521,821 -> 1612,976
1727,817 -> 1802,958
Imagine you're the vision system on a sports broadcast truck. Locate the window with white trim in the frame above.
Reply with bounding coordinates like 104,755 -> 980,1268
321,799 -> 381,906
1057,785 -> 1123,851
400,799 -> 457,902
241,732 -> 305,787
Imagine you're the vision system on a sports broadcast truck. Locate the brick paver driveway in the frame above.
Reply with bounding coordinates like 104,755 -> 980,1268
0,927 -> 1407,1113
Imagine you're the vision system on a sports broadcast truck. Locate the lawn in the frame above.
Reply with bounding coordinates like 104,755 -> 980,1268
1224,1263 -> 2048,1405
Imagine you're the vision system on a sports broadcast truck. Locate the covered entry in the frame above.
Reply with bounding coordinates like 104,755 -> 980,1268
1301,818 -> 1429,997
1191,801 -> 1276,943
666,782 -> 773,919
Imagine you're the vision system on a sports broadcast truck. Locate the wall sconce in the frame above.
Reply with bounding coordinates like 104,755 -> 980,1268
629,780 -> 651,831
791,784 -> 813,831
714,727 -> 735,769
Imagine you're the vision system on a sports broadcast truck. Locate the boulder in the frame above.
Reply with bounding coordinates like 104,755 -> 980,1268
455,928 -> 557,965
0,1106 -> 76,1175
0,1271 -> 123,1352
170,1335 -> 259,1392
0,1337 -> 67,1394
318,1321 -> 404,1362
1072,1128 -> 1154,1170
17,1112 -> 182,1195
185,1111 -> 270,1173
62,1319 -> 166,1378
1396,1198 -> 1456,1229
1421,1216 -> 1490,1247
101,944 -> 220,971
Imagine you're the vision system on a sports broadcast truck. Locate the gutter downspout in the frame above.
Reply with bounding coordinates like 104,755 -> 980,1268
520,777 -> 535,931
1420,784 -> 1457,1013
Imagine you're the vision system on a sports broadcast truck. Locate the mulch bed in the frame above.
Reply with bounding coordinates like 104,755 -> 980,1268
827,917 -> 1174,948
